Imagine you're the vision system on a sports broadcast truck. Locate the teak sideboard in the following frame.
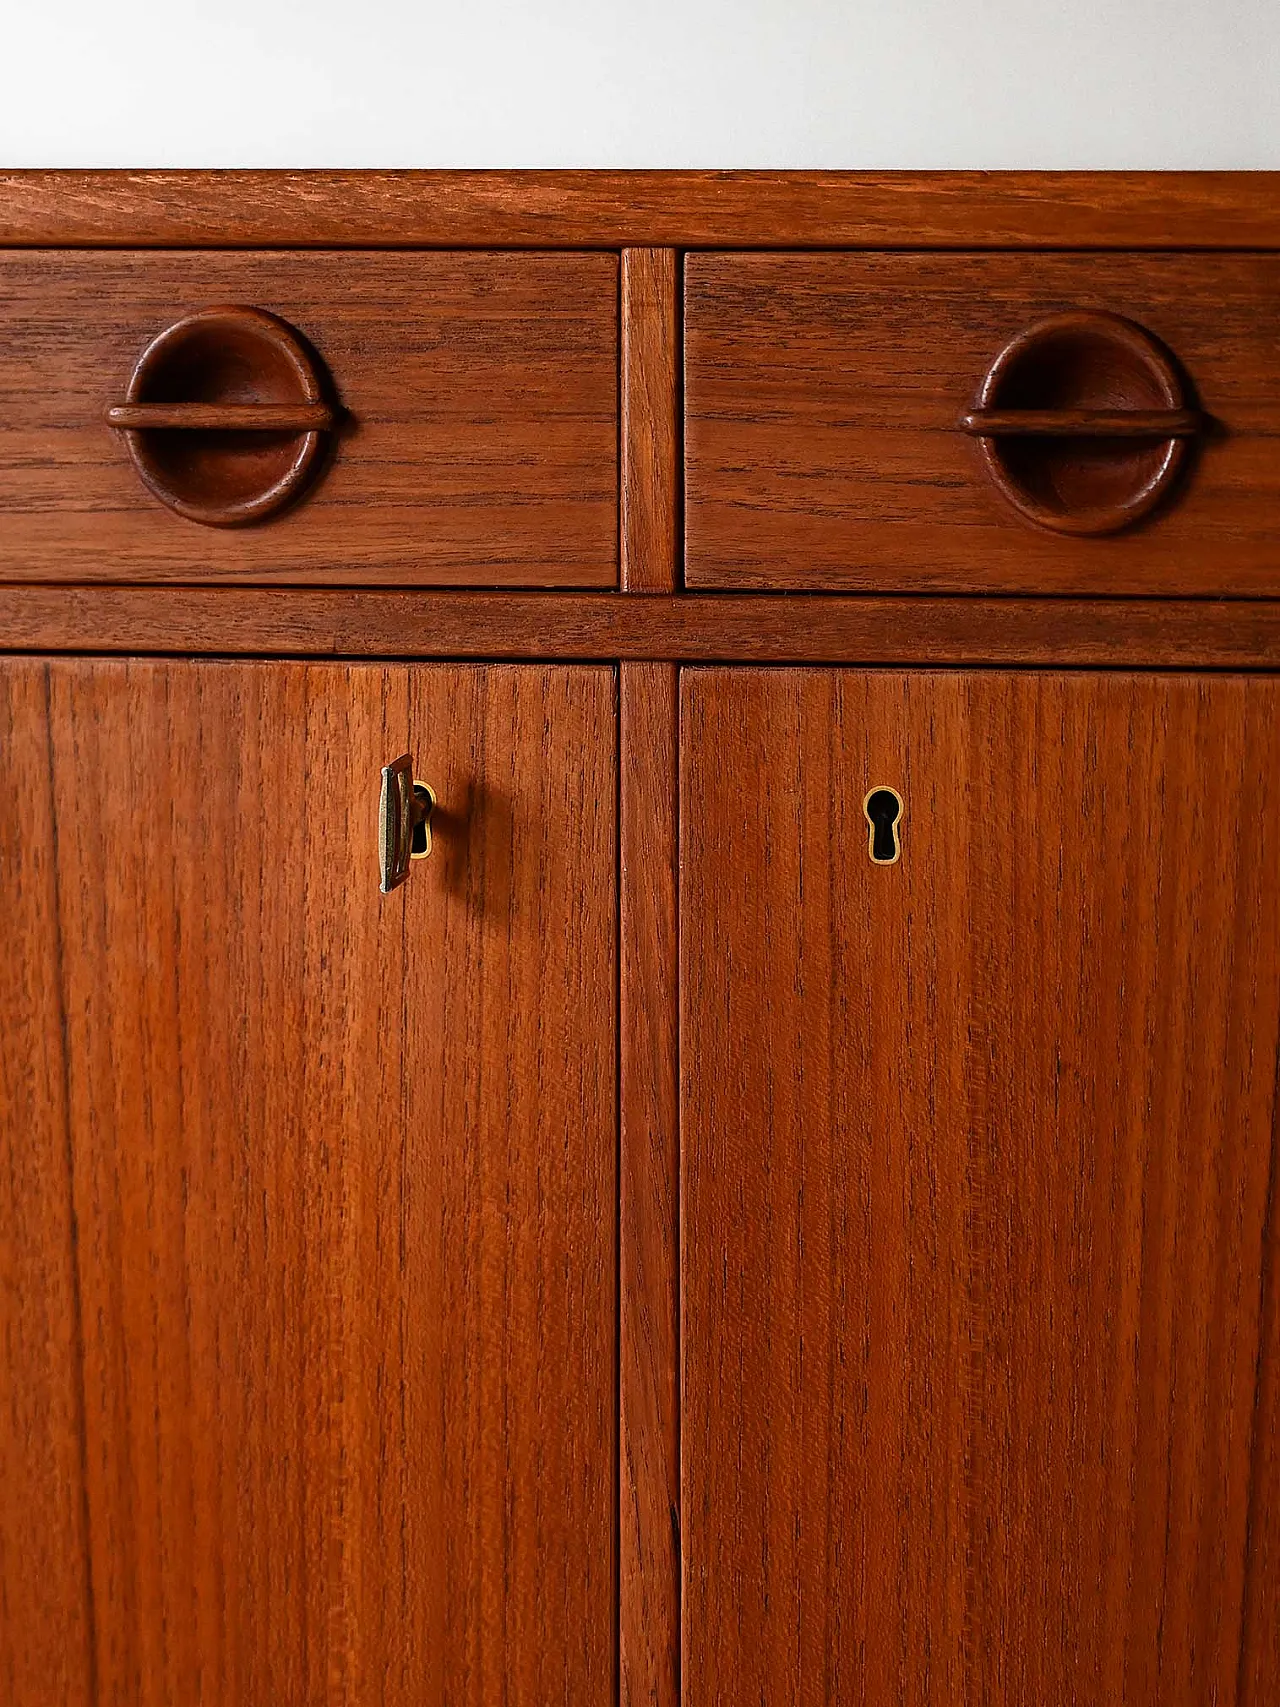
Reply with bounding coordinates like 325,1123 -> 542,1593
2,170 -> 1279,1707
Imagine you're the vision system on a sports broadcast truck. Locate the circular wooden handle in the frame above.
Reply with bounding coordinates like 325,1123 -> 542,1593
962,311 -> 1199,537
106,306 -> 335,527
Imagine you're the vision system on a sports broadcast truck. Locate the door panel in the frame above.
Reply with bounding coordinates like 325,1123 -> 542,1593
681,668 -> 1280,1707
0,665 -> 94,1706
0,657 -> 616,1707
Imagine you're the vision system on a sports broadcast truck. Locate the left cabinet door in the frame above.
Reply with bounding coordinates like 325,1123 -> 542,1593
0,657 -> 617,1707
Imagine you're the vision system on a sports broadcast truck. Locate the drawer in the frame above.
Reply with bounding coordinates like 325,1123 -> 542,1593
0,251 -> 618,586
685,253 -> 1280,595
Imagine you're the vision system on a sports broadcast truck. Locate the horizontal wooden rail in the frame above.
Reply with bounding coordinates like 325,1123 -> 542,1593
105,402 -> 335,431
3,171 -> 1280,250
960,408 -> 1201,438
2,589 -> 1280,668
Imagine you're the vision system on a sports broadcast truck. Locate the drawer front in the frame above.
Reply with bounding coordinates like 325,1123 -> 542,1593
685,253 -> 1280,594
0,251 -> 618,585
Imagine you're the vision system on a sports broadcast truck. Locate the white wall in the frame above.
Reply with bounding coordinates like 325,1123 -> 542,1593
3,0 -> 1278,169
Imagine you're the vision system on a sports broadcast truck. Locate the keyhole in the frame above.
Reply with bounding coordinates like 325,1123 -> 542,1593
863,788 -> 903,865
410,783 -> 434,858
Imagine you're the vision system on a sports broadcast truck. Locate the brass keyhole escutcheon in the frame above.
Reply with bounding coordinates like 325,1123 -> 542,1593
409,788 -> 434,859
863,787 -> 903,865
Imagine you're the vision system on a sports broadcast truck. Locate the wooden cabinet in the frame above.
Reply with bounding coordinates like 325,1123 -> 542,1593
0,657 -> 616,1707
680,667 -> 1280,1706
1,174 -> 1279,1707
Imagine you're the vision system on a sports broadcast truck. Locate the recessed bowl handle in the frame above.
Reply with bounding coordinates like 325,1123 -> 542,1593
106,305 -> 336,528
961,310 -> 1198,537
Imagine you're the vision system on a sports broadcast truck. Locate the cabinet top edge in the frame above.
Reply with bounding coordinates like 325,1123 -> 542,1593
2,170 -> 1279,251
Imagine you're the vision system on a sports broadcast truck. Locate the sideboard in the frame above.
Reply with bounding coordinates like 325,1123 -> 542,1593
2,170 -> 1278,1707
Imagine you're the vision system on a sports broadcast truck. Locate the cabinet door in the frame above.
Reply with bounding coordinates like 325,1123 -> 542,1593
0,658 -> 616,1707
681,669 -> 1280,1707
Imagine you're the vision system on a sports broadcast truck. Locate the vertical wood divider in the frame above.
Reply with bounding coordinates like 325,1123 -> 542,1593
622,248 -> 680,594
620,246 -> 681,1707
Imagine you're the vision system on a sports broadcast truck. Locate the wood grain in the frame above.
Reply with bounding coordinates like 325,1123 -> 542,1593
686,252 -> 1280,595
3,657 -> 616,1707
1242,1144 -> 1280,1707
1,171 -> 1279,250
0,250 -> 617,586
621,251 -> 680,593
681,667 -> 1280,1707
0,663 -> 95,1707
620,662 -> 681,1707
5,587 -> 1280,668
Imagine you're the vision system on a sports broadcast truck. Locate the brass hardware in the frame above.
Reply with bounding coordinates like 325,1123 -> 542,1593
379,755 -> 436,893
863,787 -> 903,865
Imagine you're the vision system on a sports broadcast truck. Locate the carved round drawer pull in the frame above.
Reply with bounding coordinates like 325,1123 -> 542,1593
105,306 -> 336,528
961,310 -> 1201,536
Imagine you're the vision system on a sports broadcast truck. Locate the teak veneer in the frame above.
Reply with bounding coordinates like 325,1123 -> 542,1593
1,172 -> 1278,1707
3,170 -> 1280,249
